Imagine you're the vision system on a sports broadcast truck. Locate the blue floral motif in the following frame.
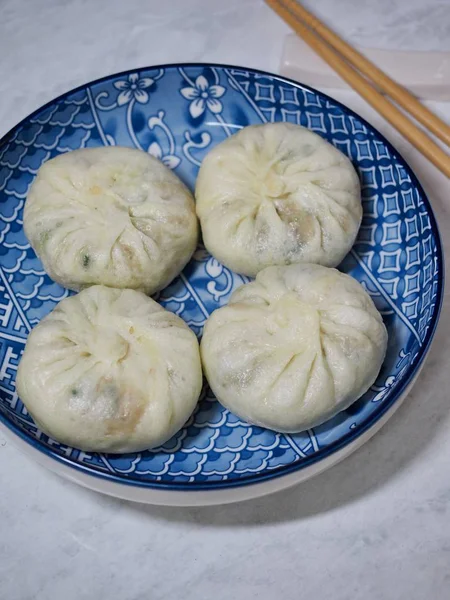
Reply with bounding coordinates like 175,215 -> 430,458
114,73 -> 154,106
180,74 -> 226,118
0,65 -> 442,492
147,110 -> 181,169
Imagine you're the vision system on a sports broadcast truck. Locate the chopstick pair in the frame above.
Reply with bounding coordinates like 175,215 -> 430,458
266,0 -> 450,178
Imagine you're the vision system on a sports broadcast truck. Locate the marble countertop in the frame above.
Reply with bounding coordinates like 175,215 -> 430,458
1,1 -> 450,599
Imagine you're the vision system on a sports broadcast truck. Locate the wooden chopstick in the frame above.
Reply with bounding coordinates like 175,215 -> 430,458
278,0 -> 450,147
266,0 -> 450,178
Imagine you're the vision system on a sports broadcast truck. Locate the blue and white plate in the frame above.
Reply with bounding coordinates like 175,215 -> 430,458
0,64 -> 443,505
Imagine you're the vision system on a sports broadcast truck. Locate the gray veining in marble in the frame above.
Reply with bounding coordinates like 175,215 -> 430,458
1,1 -> 450,599
302,0 -> 450,52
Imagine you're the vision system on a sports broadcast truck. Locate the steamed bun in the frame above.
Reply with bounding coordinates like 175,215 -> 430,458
201,264 -> 387,432
16,286 -> 202,453
196,123 -> 362,277
24,147 -> 198,294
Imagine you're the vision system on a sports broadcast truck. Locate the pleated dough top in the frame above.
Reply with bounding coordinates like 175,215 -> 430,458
24,147 -> 198,294
196,123 -> 362,277
201,264 -> 387,432
16,286 -> 203,453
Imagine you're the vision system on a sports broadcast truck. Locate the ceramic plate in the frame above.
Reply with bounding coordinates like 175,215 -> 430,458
0,64 -> 443,506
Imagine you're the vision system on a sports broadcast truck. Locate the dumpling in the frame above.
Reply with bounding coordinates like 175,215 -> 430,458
24,147 -> 198,294
196,123 -> 361,277
16,286 -> 203,453
201,264 -> 387,432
